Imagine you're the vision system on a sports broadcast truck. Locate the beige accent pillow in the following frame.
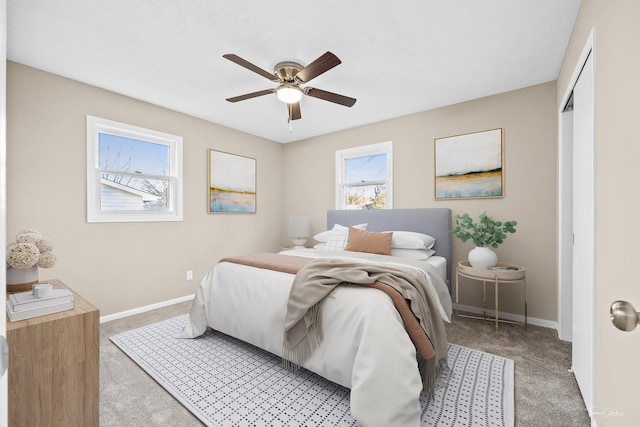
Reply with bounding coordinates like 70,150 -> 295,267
345,227 -> 393,255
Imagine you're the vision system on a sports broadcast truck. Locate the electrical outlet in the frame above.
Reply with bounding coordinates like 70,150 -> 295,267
186,270 -> 193,280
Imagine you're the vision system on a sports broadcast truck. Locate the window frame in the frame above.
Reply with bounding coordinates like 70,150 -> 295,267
335,141 -> 393,210
86,115 -> 183,223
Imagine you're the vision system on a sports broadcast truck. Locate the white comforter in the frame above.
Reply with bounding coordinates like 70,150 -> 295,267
179,249 -> 452,427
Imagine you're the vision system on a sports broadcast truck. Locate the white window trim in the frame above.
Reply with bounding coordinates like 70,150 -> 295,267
86,115 -> 183,223
335,141 -> 393,209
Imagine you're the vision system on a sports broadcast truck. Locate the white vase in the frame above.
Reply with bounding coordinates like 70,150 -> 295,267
468,246 -> 498,269
6,265 -> 39,292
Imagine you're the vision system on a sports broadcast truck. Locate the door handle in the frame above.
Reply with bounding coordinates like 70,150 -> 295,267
610,300 -> 640,331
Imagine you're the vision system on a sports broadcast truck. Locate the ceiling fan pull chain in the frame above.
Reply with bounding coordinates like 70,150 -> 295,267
288,117 -> 293,133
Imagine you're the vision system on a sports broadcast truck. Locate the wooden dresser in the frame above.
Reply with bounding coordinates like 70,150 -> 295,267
6,279 -> 99,426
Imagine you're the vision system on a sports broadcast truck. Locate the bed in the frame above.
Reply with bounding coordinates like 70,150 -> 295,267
179,208 -> 453,426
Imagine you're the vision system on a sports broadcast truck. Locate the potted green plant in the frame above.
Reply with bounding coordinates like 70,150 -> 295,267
449,212 -> 517,268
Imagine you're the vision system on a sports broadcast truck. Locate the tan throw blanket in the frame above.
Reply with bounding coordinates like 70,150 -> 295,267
282,257 -> 448,394
220,252 -> 311,275
221,253 -> 448,392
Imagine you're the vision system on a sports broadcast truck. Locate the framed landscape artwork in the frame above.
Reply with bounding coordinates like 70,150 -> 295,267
434,128 -> 504,200
208,149 -> 256,213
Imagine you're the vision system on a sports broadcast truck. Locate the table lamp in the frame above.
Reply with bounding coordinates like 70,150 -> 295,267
288,216 -> 310,249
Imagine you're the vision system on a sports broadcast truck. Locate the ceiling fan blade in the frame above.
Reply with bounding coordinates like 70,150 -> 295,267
223,54 -> 279,82
295,51 -> 341,83
288,102 -> 302,121
226,89 -> 274,103
305,87 -> 357,107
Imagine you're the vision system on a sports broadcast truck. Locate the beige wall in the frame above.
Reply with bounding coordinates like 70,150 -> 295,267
557,1 -> 640,425
7,62 -> 284,316
7,62 -> 559,324
283,82 -> 558,322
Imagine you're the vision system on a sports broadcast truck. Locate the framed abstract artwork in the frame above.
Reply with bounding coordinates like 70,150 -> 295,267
434,128 -> 504,200
208,149 -> 256,213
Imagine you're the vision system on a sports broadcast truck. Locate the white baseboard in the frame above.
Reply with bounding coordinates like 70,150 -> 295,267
100,294 -> 194,324
453,303 -> 558,330
100,297 -> 557,331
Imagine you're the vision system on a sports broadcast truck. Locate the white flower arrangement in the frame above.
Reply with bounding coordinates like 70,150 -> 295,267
6,229 -> 57,269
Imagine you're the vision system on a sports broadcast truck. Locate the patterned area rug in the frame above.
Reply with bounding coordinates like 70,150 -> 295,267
111,315 -> 514,426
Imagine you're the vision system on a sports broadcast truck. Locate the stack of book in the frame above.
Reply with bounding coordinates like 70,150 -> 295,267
6,285 -> 75,322
489,266 -> 520,271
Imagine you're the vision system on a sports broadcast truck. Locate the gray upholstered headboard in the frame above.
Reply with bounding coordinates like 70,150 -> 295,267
327,208 -> 453,287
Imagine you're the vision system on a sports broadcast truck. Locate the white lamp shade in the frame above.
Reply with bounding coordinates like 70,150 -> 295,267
276,85 -> 303,104
288,215 -> 310,247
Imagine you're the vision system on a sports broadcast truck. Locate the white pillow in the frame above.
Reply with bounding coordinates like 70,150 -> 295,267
313,223 -> 367,243
324,223 -> 367,251
390,231 -> 436,250
390,248 -> 436,260
313,230 -> 333,243
316,243 -> 434,260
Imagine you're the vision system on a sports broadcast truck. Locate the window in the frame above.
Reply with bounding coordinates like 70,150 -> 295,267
86,116 -> 183,222
335,142 -> 393,210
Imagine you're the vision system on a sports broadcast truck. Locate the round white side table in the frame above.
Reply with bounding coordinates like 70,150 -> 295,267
455,261 -> 527,331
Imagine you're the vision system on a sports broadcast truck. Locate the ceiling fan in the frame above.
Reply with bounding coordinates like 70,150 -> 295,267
223,51 -> 357,121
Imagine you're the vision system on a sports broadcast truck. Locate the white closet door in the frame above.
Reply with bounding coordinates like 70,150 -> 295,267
571,51 -> 595,414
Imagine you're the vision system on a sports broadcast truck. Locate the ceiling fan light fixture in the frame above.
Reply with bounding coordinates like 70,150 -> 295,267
276,84 -> 303,104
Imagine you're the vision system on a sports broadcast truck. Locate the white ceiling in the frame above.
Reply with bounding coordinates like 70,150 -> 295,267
7,0 -> 581,144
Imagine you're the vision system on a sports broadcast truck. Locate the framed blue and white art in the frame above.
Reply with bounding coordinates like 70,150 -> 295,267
434,128 -> 504,200
208,149 -> 256,213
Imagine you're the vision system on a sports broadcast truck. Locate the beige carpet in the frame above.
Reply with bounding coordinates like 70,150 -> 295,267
100,301 -> 590,426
